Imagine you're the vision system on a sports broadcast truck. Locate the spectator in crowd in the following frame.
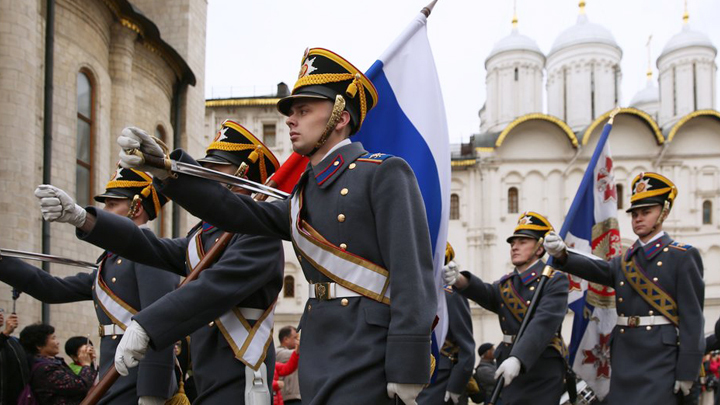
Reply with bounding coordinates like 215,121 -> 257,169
471,343 -> 497,404
64,336 -> 96,375
0,310 -> 29,404
20,324 -> 97,405
273,348 -> 299,405
276,326 -> 301,405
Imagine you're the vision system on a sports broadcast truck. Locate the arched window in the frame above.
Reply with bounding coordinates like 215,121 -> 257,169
76,71 -> 94,206
508,187 -> 519,214
703,200 -> 712,225
450,194 -> 460,220
616,184 -> 624,210
154,125 -> 167,236
283,275 -> 295,298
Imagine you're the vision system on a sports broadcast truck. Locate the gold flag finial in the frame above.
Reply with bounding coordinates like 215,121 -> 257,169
579,0 -> 586,14
682,0 -> 689,24
608,106 -> 622,124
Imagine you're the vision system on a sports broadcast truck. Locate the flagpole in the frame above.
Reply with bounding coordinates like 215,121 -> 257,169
557,107 -> 621,239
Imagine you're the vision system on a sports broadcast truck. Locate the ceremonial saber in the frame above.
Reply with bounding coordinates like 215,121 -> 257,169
0,248 -> 97,270
126,149 -> 290,200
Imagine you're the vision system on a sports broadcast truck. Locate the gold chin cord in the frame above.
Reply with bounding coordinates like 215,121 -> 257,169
655,200 -> 671,228
306,95 -> 347,157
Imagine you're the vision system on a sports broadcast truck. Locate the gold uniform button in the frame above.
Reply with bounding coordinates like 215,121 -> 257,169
619,313 -> 625,317
653,277 -> 659,282
340,243 -> 348,250
307,304 -> 312,311
655,243 -> 661,248
340,188 -> 349,196
333,161 -> 340,166
529,286 -> 535,291
208,321 -> 214,327
618,297 -> 624,303
111,335 -> 118,340
663,247 -> 669,252
348,163 -> 357,170
649,310 -> 654,315
526,300 -> 531,305
531,272 -> 536,277
500,303 -> 505,308
337,214 -> 346,222
297,255 -> 302,262
111,277 -> 117,283
501,317 -> 506,321
657,261 -> 663,266
619,281 -> 625,286
646,326 -> 652,331
117,259 -> 122,264
341,298 -> 349,306
215,238 -> 219,243
620,328 -> 625,333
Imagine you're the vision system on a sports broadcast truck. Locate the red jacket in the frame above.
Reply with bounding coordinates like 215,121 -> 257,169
273,351 -> 299,405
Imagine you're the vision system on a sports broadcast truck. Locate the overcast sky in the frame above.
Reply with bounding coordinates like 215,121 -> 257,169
204,0 -> 720,143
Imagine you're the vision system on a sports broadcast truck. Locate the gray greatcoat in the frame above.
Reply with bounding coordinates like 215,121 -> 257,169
78,206 -> 284,404
557,233 -> 705,404
0,250 -> 178,404
153,142 -> 437,405
418,288 -> 475,405
457,260 -> 568,405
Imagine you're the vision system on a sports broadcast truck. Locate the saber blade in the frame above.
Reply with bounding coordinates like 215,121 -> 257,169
0,248 -> 97,270
171,161 -> 290,200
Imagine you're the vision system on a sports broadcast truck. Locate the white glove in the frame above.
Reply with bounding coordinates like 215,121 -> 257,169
442,261 -> 459,286
674,380 -> 693,396
444,390 -> 460,404
34,185 -> 87,227
138,396 -> 166,405
114,320 -> 150,376
543,231 -> 567,258
495,356 -> 522,387
117,127 -> 169,180
387,382 -> 424,405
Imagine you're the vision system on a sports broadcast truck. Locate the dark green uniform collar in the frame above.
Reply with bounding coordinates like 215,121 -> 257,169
310,142 -> 367,189
625,233 -> 673,261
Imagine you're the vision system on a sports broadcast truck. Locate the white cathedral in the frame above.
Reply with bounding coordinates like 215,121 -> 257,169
204,3 -> 720,348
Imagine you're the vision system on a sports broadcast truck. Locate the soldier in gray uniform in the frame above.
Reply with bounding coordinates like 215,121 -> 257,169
443,212 -> 568,405
5,168 -> 179,405
116,47 -> 437,405
61,121 -> 284,404
418,244 -> 475,405
544,172 -> 705,404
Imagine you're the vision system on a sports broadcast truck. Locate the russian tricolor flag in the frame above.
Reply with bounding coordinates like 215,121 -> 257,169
354,10 -> 451,348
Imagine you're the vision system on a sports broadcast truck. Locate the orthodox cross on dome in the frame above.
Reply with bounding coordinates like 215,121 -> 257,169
512,0 -> 518,29
646,35 -> 653,81
579,0 -> 586,15
682,0 -> 689,25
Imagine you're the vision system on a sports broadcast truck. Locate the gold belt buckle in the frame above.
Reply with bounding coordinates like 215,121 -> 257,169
627,316 -> 640,328
98,325 -> 104,337
314,283 -> 330,301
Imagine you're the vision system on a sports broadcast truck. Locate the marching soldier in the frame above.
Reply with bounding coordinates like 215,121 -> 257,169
418,243 -> 475,405
544,172 -> 705,404
50,121 -> 285,403
116,48 -> 437,405
2,168 -> 178,405
443,212 -> 569,405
